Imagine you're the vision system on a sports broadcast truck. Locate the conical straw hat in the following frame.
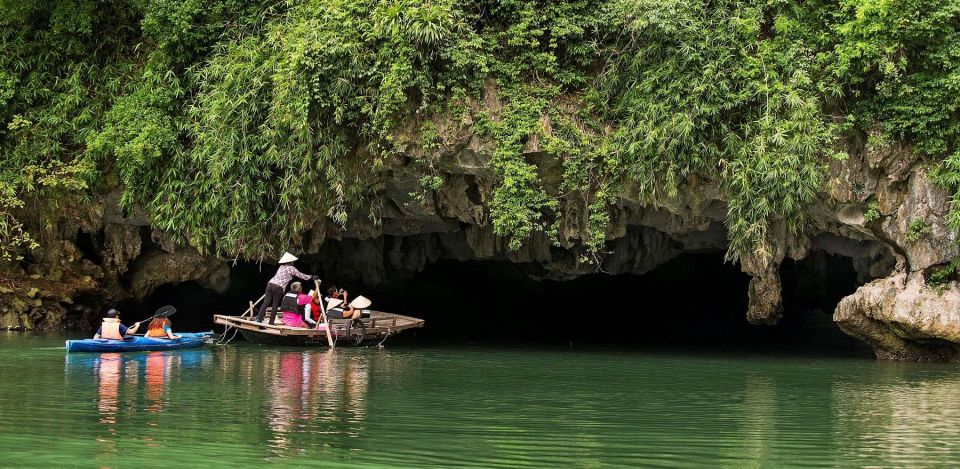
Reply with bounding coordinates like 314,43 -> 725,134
349,295 -> 372,309
278,252 -> 298,263
326,298 -> 343,310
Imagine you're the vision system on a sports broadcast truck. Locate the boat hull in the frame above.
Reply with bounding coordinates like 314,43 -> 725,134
65,332 -> 213,353
238,329 -> 331,346
214,312 -> 424,347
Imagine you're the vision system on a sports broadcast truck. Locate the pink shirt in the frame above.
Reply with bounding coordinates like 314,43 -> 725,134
268,264 -> 310,287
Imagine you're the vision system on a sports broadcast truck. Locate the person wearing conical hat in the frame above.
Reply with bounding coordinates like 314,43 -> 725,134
255,252 -> 316,324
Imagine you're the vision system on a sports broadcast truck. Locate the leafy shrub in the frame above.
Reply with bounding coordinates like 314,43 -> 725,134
863,200 -> 881,222
2,0 -> 960,263
905,219 -> 931,242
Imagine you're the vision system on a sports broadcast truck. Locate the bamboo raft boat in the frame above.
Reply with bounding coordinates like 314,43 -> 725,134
213,311 -> 425,347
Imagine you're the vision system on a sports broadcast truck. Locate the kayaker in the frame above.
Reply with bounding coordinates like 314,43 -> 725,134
254,252 -> 316,324
144,317 -> 181,339
93,309 -> 141,339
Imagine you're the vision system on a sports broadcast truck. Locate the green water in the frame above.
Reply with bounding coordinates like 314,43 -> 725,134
2,333 -> 960,467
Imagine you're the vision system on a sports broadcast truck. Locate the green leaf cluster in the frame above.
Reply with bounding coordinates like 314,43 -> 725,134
2,0 -> 960,264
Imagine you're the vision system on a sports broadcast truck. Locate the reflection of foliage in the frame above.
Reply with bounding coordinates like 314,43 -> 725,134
2,0 -> 960,261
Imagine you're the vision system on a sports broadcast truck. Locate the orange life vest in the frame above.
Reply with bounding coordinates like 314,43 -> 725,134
99,319 -> 123,340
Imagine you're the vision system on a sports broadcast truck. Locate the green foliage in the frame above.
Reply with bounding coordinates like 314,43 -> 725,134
600,0 -> 837,260
905,219 -> 931,242
2,0 -> 960,262
834,0 -> 960,230
863,199 -> 881,222
0,1 -> 141,261
928,258 -> 960,286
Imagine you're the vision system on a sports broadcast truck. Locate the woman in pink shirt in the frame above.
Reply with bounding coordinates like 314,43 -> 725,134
255,252 -> 315,324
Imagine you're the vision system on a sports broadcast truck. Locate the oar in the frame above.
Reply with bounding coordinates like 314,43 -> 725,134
137,305 -> 177,326
314,279 -> 335,349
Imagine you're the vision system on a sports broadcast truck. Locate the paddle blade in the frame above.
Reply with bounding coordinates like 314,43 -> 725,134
155,305 -> 177,317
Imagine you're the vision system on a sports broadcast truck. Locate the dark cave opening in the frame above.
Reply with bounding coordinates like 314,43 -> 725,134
74,229 -> 103,265
121,251 -> 870,354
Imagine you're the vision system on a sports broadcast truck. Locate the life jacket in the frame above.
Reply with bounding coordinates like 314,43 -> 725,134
145,325 -> 170,338
279,293 -> 302,314
100,318 -> 123,340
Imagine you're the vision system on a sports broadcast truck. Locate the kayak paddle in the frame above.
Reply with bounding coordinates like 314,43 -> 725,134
138,305 -> 177,325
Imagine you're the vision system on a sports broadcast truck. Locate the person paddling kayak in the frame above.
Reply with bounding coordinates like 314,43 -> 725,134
255,252 -> 316,324
93,309 -> 141,339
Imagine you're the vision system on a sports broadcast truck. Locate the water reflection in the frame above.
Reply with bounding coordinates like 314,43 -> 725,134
66,350 -> 213,423
254,350 -> 371,457
95,353 -> 122,427
145,352 -> 173,413
831,363 -> 960,466
45,343 -> 960,467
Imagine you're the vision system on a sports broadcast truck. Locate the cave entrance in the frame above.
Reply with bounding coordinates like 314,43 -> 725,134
365,254 -> 753,345
121,252 -> 870,354
362,253 -> 868,353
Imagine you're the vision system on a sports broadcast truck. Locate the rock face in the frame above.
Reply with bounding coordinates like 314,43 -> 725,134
0,196 -> 230,331
836,273 -> 960,361
1,120 -> 957,362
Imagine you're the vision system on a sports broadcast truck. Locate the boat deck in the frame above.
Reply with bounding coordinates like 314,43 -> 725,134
213,311 -> 424,346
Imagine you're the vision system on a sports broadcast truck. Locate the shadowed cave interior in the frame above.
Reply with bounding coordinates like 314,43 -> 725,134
121,251 -> 871,354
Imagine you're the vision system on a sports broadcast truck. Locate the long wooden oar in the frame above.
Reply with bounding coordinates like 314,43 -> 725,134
242,295 -> 266,318
314,279 -> 334,348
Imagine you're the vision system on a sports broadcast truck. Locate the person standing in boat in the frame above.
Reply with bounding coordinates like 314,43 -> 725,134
93,308 -> 141,339
255,252 -> 316,324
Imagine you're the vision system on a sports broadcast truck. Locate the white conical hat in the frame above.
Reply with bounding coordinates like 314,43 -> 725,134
278,252 -> 298,263
349,295 -> 372,309
326,298 -> 343,310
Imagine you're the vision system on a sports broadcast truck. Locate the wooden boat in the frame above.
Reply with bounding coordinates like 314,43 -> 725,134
66,332 -> 213,353
213,311 -> 424,346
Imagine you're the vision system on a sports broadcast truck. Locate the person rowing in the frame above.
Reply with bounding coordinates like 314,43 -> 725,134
93,309 -> 141,339
144,317 -> 181,339
255,252 -> 317,324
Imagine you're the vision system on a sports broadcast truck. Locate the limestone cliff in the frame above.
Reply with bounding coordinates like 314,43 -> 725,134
2,122 -> 958,362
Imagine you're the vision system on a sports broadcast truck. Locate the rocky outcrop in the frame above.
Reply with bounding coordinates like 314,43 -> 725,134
819,136 -> 960,360
836,273 -> 960,361
0,195 -> 231,331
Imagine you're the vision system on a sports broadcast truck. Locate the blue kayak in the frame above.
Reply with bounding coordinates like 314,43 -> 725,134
65,332 -> 213,353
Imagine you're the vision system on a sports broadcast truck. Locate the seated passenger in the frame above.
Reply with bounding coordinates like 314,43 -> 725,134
325,286 -> 361,320
299,288 -> 323,327
144,317 -> 180,339
280,282 -> 310,328
94,309 -> 140,339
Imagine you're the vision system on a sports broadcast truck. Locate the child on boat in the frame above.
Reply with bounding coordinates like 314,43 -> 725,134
300,288 -> 324,327
144,317 -> 180,339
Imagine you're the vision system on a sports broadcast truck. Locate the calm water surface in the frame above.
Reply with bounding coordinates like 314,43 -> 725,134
2,333 -> 960,467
